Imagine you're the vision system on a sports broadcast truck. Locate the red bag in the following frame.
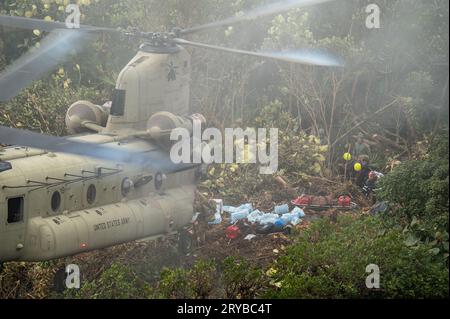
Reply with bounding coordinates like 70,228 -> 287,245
225,225 -> 240,239
292,195 -> 312,206
338,195 -> 351,207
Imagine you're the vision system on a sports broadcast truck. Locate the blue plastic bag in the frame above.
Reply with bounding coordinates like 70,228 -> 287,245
273,204 -> 289,214
230,209 -> 249,224
291,206 -> 305,218
223,203 -> 253,214
247,209 -> 264,223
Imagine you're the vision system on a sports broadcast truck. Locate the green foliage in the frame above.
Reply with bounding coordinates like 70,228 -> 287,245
155,258 -> 267,299
199,102 -> 328,203
0,77 -> 103,135
188,260 -> 217,299
64,263 -> 152,299
261,0 -> 449,151
0,0 -> 134,83
264,216 -> 449,299
255,102 -> 328,175
156,260 -> 217,299
429,132 -> 450,160
398,71 -> 435,134
378,160 -> 448,220
377,133 -> 449,259
221,256 -> 267,299
157,267 -> 193,299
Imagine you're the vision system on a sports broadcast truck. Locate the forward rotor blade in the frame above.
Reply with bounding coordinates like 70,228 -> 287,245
0,14 -> 119,33
0,125 -> 197,173
0,29 -> 88,102
180,0 -> 334,35
174,38 -> 343,66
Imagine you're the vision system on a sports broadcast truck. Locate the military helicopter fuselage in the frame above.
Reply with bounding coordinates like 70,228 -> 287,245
0,45 -> 200,262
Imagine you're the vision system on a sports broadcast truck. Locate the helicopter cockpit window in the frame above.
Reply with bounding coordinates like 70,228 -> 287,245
0,161 -> 12,173
110,89 -> 126,116
51,191 -> 61,212
7,197 -> 24,223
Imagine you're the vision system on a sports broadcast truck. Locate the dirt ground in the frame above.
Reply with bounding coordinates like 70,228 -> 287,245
182,177 -> 371,265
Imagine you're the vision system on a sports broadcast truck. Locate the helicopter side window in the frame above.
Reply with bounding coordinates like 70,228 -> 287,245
51,191 -> 61,212
86,184 -> 97,205
110,89 -> 126,116
7,197 -> 24,224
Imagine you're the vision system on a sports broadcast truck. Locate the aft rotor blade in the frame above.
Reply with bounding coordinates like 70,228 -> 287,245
0,125 -> 197,173
180,0 -> 334,35
173,38 -> 343,66
0,29 -> 89,101
0,14 -> 119,33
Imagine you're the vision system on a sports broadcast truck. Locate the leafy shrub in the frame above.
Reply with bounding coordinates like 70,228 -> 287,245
220,257 -> 268,299
199,102 -> 328,202
155,258 -> 267,299
157,267 -> 193,299
377,133 -> 449,259
188,260 -> 217,299
253,102 -> 328,177
264,216 -> 449,299
156,260 -> 217,299
0,78 -> 105,135
64,263 -> 152,299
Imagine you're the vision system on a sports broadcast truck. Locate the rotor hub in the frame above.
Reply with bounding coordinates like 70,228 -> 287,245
124,28 -> 181,53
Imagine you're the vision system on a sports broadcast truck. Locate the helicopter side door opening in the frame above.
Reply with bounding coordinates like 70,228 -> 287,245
7,196 -> 24,224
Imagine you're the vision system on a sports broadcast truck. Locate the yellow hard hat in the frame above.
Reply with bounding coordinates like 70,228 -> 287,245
343,152 -> 352,161
354,162 -> 362,171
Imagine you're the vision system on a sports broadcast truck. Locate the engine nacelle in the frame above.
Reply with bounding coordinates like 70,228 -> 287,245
147,111 -> 206,148
65,100 -> 109,134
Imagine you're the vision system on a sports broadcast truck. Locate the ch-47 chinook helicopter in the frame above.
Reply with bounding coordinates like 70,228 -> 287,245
0,0 -> 341,264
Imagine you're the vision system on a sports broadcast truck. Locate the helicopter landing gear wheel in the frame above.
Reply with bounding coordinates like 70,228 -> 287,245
178,229 -> 193,255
